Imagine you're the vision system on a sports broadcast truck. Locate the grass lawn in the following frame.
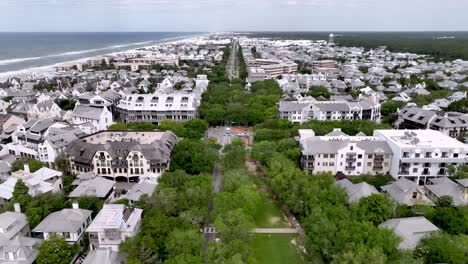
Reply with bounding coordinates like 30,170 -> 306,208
252,234 -> 305,264
254,196 -> 289,228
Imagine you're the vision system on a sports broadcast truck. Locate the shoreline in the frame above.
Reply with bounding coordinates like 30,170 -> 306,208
0,33 -> 207,82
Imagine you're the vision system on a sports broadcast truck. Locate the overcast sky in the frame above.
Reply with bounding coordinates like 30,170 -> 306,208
1,0 -> 467,32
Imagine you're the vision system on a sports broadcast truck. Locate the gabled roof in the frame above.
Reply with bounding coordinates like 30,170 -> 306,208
69,177 -> 115,198
0,236 -> 42,263
380,217 -> 439,249
31,167 -> 62,181
82,248 -> 125,264
335,179 -> 379,203
71,105 -> 106,120
33,208 -> 92,233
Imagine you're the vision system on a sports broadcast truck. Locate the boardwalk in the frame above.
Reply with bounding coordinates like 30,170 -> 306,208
253,228 -> 298,234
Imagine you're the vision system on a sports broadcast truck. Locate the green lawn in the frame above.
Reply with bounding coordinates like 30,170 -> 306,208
254,196 -> 289,228
252,234 -> 305,264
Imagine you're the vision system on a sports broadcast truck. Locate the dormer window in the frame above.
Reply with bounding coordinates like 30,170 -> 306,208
151,96 -> 159,103
166,97 -> 174,103
182,96 -> 189,102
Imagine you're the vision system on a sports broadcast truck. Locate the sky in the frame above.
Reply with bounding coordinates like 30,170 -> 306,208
0,0 -> 467,32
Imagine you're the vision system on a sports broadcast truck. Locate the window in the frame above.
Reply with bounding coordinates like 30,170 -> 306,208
425,152 -> 432,158
413,168 -> 418,173
324,154 -> 328,158
350,146 -> 354,151
323,162 -> 328,166
330,154 -> 335,158
412,192 -> 418,199
4,252 -> 9,260
403,152 -> 410,158
368,154 -> 372,159
454,153 -> 459,158
357,162 -> 362,166
367,162 -> 372,166
329,162 -> 335,166
358,154 -> 362,159
415,153 -> 420,158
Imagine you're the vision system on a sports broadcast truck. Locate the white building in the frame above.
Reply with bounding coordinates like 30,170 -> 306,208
374,129 -> 468,184
299,129 -> 393,176
116,93 -> 198,124
279,95 -> 381,124
86,204 -> 142,251
32,203 -> 92,244
71,105 -> 113,134
26,101 -> 62,120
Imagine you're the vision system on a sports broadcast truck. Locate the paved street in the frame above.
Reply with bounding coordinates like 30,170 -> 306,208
227,40 -> 239,80
206,127 -> 235,149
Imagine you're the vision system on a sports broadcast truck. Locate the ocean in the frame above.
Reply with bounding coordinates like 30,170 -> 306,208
0,32 -> 197,75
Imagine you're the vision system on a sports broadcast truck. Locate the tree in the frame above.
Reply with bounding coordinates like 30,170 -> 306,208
331,244 -> 387,264
436,195 -> 454,207
183,119 -> 208,139
12,179 -> 32,207
215,209 -> 254,243
170,139 -> 220,174
165,229 -> 204,258
358,66 -> 369,74
75,196 -> 104,217
429,205 -> 467,235
35,234 -> 78,264
447,98 -> 468,113
381,100 -> 406,125
356,194 -> 394,225
54,155 -> 69,173
415,232 -> 468,264
308,86 -> 332,99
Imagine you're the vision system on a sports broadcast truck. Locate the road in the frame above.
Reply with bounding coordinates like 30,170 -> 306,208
203,128 -> 231,245
227,40 -> 239,81
206,127 -> 235,150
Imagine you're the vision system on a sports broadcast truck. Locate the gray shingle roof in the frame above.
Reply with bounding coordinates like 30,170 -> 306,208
380,217 -> 439,249
335,179 -> 379,203
69,177 -> 115,198
72,105 -> 105,120
32,208 -> 92,233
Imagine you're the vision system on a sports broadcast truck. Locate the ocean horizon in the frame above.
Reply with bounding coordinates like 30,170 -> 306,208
0,32 -> 199,75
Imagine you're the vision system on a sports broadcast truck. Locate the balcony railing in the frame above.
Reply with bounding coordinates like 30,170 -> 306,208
346,158 -> 356,162
398,171 -> 410,175
374,156 -> 384,161
345,166 -> 356,170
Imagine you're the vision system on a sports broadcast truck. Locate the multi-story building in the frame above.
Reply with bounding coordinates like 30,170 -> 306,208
245,58 -> 298,80
86,204 -> 142,251
299,129 -> 393,176
311,60 -> 338,69
396,106 -> 468,138
374,129 -> 468,184
7,118 -> 55,159
115,93 -> 198,124
279,95 -> 381,124
66,131 -> 177,182
71,105 -> 113,134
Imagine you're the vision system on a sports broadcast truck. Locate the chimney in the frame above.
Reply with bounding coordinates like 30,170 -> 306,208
72,202 -> 79,209
14,203 -> 21,213
24,164 -> 30,174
